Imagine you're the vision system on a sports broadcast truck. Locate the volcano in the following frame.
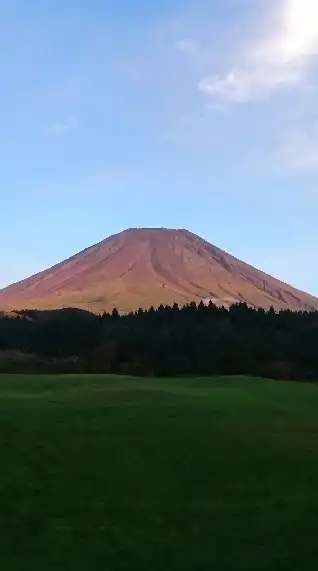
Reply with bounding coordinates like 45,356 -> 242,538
0,227 -> 317,313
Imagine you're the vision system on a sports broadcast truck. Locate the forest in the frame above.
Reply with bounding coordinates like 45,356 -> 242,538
0,301 -> 317,380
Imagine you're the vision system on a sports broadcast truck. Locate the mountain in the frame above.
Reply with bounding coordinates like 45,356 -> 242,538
0,227 -> 317,313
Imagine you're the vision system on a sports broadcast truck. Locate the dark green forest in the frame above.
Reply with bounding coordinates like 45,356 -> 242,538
0,302 -> 318,380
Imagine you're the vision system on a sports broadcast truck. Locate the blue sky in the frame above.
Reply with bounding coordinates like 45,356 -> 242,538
1,0 -> 318,294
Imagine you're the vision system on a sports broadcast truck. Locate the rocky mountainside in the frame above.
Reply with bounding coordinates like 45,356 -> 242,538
0,227 -> 317,313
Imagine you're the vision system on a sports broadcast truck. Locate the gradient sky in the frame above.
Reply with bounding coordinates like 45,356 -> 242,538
1,0 -> 318,294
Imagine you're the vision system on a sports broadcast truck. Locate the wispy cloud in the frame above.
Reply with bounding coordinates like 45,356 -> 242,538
160,112 -> 214,146
46,115 -> 78,136
281,127 -> 318,170
197,0 -> 318,102
112,61 -> 151,81
175,38 -> 204,66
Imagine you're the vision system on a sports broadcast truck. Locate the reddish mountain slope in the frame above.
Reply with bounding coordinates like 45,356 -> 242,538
0,228 -> 317,313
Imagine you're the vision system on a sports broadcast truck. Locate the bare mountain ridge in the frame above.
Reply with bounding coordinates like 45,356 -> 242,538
0,227 -> 317,313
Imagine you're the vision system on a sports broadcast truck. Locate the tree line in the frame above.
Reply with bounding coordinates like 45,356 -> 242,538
0,301 -> 317,380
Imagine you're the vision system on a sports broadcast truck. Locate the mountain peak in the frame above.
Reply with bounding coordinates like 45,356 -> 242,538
122,227 -> 189,235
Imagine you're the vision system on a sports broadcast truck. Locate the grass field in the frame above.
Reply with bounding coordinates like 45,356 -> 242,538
1,374 -> 318,570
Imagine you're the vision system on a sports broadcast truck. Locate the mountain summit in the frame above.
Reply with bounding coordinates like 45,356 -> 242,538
0,227 -> 317,313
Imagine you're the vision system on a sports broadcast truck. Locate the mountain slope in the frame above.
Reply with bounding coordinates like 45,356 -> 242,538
0,227 -> 317,313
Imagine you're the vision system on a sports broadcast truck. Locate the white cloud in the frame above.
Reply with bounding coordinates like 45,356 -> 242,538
199,67 -> 300,103
47,115 -> 78,136
198,0 -> 318,102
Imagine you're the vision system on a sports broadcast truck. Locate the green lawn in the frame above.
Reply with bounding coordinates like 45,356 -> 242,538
1,375 -> 318,570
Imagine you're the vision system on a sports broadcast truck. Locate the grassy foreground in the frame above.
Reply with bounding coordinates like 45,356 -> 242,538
1,375 -> 318,570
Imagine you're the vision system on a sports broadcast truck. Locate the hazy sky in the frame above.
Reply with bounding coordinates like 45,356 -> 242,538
1,0 -> 318,294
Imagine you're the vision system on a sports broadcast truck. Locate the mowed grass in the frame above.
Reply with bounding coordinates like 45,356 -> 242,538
1,375 -> 318,570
